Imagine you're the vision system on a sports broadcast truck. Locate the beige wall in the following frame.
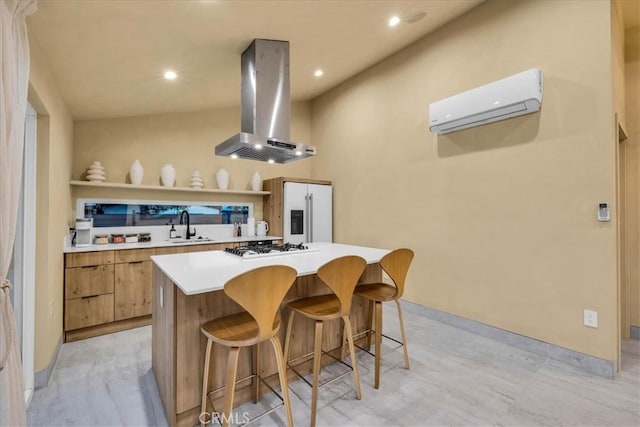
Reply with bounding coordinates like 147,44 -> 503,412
72,103 -> 312,219
625,26 -> 640,328
311,0 -> 618,361
29,39 -> 75,371
612,1 -> 627,129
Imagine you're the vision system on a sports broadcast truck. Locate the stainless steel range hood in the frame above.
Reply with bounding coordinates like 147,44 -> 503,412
215,39 -> 316,163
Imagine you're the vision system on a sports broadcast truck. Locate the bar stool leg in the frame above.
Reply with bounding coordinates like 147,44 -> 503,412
270,336 -> 294,427
310,320 -> 324,427
222,347 -> 241,427
252,343 -> 260,403
365,299 -> 374,351
342,316 -> 362,400
284,311 -> 296,365
374,301 -> 383,389
200,338 -> 213,427
395,299 -> 410,370
340,323 -> 348,361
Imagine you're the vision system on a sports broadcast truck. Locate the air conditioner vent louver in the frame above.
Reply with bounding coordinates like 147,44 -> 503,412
429,69 -> 543,135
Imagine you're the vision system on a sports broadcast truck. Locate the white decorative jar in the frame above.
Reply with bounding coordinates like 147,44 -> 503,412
160,164 -> 176,187
216,168 -> 229,190
251,171 -> 262,192
129,160 -> 144,185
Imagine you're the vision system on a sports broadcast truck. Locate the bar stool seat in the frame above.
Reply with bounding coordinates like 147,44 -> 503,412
284,255 -> 367,427
353,283 -> 397,301
201,311 -> 280,347
200,265 -> 297,427
287,294 -> 341,320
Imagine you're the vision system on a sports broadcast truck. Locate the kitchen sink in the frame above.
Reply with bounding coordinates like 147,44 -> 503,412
168,237 -> 214,244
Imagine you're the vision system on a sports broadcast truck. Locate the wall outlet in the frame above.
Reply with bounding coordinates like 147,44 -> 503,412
49,300 -> 54,320
584,309 -> 598,328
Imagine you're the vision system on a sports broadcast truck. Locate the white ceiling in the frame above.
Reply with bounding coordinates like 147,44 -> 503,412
27,0 -> 485,121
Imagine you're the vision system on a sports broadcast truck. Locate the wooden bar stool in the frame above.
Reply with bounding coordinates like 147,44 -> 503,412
347,248 -> 414,389
200,265 -> 297,427
283,255 -> 367,427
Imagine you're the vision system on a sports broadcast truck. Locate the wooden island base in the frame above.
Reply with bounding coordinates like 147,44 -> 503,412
152,263 -> 381,427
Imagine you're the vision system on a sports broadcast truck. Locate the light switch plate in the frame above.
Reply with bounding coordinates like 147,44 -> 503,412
584,309 -> 598,328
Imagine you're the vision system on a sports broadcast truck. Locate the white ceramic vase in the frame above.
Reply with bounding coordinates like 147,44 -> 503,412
160,164 -> 176,187
251,171 -> 262,192
129,160 -> 144,185
216,168 -> 229,190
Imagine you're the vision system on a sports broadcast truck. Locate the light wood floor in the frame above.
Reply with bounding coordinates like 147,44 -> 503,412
27,301 -> 640,426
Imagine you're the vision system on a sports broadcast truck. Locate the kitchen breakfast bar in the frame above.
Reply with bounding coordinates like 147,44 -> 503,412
151,242 -> 389,427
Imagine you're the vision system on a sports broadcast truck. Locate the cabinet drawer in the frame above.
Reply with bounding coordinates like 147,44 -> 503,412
115,261 -> 152,321
115,248 -> 157,263
65,294 -> 114,331
65,251 -> 114,268
65,264 -> 114,299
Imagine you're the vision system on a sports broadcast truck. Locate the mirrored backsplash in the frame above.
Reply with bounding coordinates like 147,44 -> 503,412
78,199 -> 252,228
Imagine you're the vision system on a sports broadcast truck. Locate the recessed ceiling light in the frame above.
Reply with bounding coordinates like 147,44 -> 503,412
388,16 -> 401,27
164,70 -> 177,80
268,159 -> 275,164
314,69 -> 324,78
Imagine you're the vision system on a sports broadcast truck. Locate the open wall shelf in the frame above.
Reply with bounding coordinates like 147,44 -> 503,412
69,180 -> 270,195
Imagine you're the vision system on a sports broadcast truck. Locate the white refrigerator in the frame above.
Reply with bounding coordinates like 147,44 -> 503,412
283,182 -> 332,244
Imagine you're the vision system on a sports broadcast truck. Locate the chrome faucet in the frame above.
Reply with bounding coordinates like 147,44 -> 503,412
179,210 -> 196,240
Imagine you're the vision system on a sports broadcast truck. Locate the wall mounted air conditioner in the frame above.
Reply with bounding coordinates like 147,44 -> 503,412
429,68 -> 543,135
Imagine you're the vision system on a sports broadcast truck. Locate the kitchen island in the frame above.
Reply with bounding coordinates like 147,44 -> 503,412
151,242 -> 389,427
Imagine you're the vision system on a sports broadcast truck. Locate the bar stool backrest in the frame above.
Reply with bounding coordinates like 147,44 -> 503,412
316,255 -> 367,316
224,265 -> 298,342
380,248 -> 414,299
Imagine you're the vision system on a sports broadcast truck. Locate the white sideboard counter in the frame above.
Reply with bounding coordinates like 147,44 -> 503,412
63,235 -> 282,253
151,242 -> 390,295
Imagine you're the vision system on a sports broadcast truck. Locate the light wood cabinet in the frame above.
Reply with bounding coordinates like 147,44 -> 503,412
64,248 -> 156,341
64,252 -> 115,333
65,250 -> 114,268
65,294 -> 114,330
115,261 -> 152,321
64,264 -> 114,299
63,243 -> 262,342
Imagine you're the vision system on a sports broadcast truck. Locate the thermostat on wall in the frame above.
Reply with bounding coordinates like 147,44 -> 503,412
597,203 -> 610,222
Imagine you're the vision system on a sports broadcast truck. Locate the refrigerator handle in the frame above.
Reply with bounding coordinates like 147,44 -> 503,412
305,194 -> 310,243
308,193 -> 314,243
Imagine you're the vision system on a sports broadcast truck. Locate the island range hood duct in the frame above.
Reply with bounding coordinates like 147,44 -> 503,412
215,39 -> 316,163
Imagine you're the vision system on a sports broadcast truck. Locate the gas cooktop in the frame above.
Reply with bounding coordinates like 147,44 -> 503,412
224,243 -> 317,259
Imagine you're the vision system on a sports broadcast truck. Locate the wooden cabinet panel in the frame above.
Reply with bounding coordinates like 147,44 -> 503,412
65,250 -> 114,268
115,248 -> 157,263
115,261 -> 152,321
65,294 -> 114,330
263,177 -> 331,239
156,244 -> 215,255
65,264 -> 114,299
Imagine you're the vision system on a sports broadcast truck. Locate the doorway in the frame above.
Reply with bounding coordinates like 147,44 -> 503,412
618,121 -> 630,344
7,102 -> 37,405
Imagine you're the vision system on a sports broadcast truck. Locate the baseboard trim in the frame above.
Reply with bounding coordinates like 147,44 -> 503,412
34,334 -> 63,390
631,325 -> 640,341
401,301 -> 615,379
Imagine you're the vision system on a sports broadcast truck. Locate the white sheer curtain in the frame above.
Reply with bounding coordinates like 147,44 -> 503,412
0,1 -> 38,426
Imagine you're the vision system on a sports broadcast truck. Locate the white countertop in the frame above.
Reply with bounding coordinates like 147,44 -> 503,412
64,235 -> 283,253
151,242 -> 390,295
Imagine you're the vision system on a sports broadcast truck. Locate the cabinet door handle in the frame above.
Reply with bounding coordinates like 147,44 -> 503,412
81,294 -> 100,299
80,265 -> 99,269
129,261 -> 144,264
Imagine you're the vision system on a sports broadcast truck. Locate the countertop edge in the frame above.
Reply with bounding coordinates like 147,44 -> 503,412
64,235 -> 283,253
